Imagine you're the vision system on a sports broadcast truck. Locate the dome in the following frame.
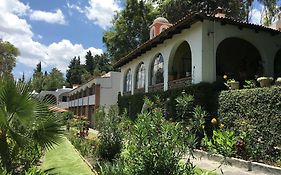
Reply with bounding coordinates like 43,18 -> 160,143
153,17 -> 170,24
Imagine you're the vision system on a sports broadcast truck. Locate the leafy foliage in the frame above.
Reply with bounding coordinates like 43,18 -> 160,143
218,87 -> 281,162
0,40 -> 19,78
66,56 -> 85,86
118,83 -> 218,120
121,103 -> 196,175
103,0 -> 157,62
95,106 -> 123,162
0,77 -> 64,173
203,130 -> 236,157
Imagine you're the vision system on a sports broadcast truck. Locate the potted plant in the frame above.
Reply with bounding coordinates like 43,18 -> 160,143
275,77 -> 281,86
257,77 -> 273,87
227,79 -> 239,90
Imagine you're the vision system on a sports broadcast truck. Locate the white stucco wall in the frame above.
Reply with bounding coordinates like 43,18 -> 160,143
100,72 -> 121,107
68,72 -> 121,108
120,19 -> 281,93
120,21 -> 204,94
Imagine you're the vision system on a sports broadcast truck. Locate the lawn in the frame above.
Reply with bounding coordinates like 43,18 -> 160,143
41,137 -> 96,175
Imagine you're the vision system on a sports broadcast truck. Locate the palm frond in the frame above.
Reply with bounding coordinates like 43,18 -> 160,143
32,116 -> 64,150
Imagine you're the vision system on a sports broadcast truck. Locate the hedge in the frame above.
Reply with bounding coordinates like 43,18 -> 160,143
218,87 -> 281,161
118,82 -> 219,120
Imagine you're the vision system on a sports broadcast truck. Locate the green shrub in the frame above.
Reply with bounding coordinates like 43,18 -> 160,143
118,83 -> 218,120
203,130 -> 236,157
97,161 -> 126,175
95,106 -> 123,162
218,87 -> 281,161
66,131 -> 95,158
121,106 -> 196,175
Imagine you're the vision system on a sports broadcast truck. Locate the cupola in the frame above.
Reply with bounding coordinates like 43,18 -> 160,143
149,17 -> 172,39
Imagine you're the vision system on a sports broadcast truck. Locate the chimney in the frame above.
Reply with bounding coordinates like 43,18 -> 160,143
214,7 -> 226,18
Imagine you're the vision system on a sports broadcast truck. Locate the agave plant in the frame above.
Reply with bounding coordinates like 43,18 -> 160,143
0,77 -> 64,172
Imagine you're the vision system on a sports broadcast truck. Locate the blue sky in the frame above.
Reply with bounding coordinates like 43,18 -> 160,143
0,0 -> 278,79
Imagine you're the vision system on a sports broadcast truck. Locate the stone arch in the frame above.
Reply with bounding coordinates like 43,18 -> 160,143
168,41 -> 192,81
58,92 -> 69,102
150,53 -> 164,85
216,37 -> 263,81
124,69 -> 132,92
274,49 -> 281,78
43,94 -> 57,104
135,62 -> 145,89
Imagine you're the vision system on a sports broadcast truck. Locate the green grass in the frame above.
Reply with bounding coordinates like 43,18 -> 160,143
41,137 -> 96,175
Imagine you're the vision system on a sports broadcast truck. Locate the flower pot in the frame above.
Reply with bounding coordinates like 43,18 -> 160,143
259,79 -> 272,87
229,81 -> 239,90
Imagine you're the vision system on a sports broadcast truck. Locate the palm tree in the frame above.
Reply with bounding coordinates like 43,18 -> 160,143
0,77 -> 64,173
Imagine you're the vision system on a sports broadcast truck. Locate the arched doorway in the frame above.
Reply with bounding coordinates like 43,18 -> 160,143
169,41 -> 192,81
124,69 -> 132,92
151,53 -> 164,85
274,49 -> 281,78
216,37 -> 263,81
43,94 -> 57,104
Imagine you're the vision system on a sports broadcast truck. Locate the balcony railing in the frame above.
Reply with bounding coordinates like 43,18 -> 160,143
148,83 -> 164,92
168,77 -> 192,89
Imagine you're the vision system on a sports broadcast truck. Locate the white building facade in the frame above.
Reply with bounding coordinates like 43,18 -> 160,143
114,13 -> 281,95
67,72 -> 121,124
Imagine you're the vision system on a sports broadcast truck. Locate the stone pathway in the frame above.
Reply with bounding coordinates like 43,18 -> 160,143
191,156 -> 268,175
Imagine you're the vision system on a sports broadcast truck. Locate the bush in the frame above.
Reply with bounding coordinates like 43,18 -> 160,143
118,83 -> 218,120
121,105 -> 196,175
218,87 -> 281,162
95,106 -> 123,162
203,129 -> 236,157
66,131 -> 96,158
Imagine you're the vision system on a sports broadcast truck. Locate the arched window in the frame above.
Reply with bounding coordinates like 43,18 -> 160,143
124,69 -> 132,92
151,54 -> 164,85
136,63 -> 145,89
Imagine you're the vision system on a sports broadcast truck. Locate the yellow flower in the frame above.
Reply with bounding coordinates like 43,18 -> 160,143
211,118 -> 217,124
223,75 -> 228,79
220,123 -> 225,128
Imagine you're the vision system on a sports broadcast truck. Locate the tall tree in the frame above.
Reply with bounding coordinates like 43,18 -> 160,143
66,56 -> 84,86
93,53 -> 113,76
34,62 -> 42,74
31,62 -> 46,92
0,40 -> 19,77
103,0 -> 157,63
85,51 -> 95,75
45,68 -> 65,91
159,0 -> 249,23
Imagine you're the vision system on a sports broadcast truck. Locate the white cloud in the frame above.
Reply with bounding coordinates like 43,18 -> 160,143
85,0 -> 121,29
46,40 -> 102,72
30,9 -> 66,24
0,0 -> 30,15
0,0 -> 103,75
67,2 -> 84,14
